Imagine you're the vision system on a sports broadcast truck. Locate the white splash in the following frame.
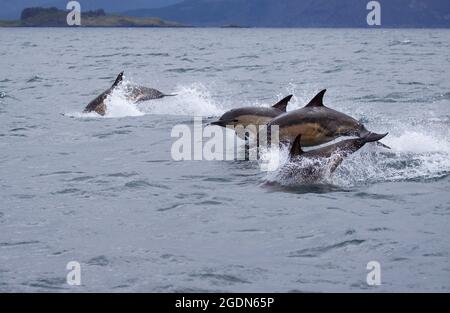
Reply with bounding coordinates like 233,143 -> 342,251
137,83 -> 223,117
385,131 -> 450,153
103,82 -> 144,118
67,80 -> 223,118
263,130 -> 450,187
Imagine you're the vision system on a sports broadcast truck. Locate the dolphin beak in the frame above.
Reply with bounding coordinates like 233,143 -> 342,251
209,119 -> 237,127
357,126 -> 391,148
363,132 -> 389,142
209,120 -> 225,127
359,126 -> 388,140
358,126 -> 387,139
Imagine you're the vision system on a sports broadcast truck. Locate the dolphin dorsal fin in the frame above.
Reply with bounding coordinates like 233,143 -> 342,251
290,134 -> 304,157
112,71 -> 124,88
272,94 -> 293,112
305,89 -> 326,107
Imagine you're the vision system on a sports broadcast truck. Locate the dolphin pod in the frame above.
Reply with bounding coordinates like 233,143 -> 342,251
210,88 -> 388,177
84,72 -> 175,116
81,71 -> 388,180
212,89 -> 387,146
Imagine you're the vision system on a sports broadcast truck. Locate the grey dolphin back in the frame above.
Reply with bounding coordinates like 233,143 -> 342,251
83,72 -> 123,116
272,94 -> 293,112
83,91 -> 108,115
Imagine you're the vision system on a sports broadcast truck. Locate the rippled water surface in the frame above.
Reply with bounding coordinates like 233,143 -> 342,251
0,28 -> 449,292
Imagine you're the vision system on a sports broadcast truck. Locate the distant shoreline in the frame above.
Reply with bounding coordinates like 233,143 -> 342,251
2,25 -> 450,29
0,7 -> 187,28
1,6 -> 449,29
0,24 -> 193,28
0,20 -> 191,28
1,3 -> 449,29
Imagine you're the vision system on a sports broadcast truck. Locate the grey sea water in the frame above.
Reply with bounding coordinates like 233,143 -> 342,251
0,28 -> 449,292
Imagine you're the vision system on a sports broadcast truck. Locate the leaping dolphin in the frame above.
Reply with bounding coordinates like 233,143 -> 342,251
83,71 -> 175,116
268,90 -> 386,147
83,71 -> 124,116
290,132 -> 388,172
210,94 -> 293,129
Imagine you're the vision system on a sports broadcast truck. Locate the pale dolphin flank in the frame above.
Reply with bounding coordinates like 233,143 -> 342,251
210,95 -> 293,129
83,71 -> 176,116
83,71 -> 124,116
268,90 -> 386,147
289,132 -> 388,174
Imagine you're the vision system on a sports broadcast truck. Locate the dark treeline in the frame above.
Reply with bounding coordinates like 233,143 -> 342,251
9,6 -> 182,27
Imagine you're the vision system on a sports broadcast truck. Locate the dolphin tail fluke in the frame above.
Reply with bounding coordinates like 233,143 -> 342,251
289,134 -> 304,158
272,94 -> 293,112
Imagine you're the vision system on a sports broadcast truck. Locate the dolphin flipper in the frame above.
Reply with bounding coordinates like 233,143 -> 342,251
289,134 -> 304,158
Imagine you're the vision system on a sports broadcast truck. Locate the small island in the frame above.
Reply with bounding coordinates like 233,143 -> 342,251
0,7 -> 185,27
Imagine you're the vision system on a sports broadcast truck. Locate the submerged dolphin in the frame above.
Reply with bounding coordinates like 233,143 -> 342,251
210,95 -> 293,129
288,132 -> 388,177
268,90 -> 385,147
83,71 -> 175,116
